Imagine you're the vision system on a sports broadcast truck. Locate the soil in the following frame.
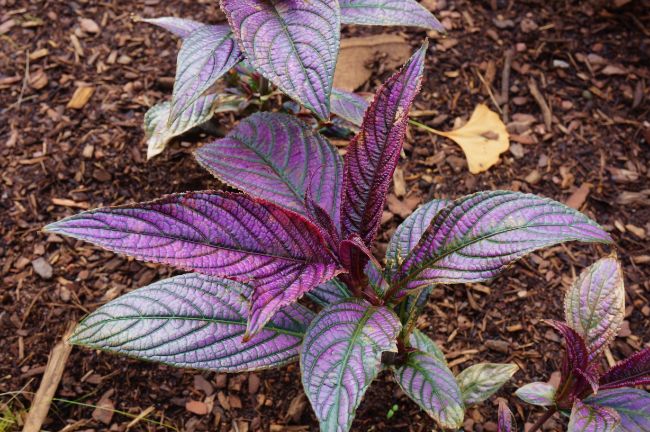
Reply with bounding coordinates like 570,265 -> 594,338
1,0 -> 649,431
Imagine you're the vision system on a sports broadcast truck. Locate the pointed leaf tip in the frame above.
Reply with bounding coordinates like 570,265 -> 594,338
341,44 -> 426,246
339,0 -> 444,31
564,257 -> 625,360
393,191 -> 612,290
456,363 -> 518,405
71,274 -> 314,372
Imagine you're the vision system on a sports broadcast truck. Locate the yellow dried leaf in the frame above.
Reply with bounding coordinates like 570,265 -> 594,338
433,104 -> 509,174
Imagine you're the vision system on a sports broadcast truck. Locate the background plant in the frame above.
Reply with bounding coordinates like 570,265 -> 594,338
140,0 -> 444,158
515,257 -> 650,432
46,44 -> 614,431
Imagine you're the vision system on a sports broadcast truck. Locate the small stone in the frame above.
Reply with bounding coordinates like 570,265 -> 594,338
516,42 -> 527,52
82,144 -> 94,159
28,69 -> 48,90
524,169 -> 542,185
520,17 -> 538,33
80,18 -> 100,34
31,257 -> 53,279
509,142 -> 526,159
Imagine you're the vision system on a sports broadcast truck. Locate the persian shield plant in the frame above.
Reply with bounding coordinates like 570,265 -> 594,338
515,257 -> 650,432
141,0 -> 445,158
47,44 -> 614,431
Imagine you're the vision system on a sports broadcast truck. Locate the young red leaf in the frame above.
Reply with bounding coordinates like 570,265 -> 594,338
45,192 -> 341,338
340,42 -> 426,247
600,347 -> 650,390
547,320 -> 591,376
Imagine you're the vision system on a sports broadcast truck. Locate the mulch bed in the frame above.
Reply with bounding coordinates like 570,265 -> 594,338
1,0 -> 649,430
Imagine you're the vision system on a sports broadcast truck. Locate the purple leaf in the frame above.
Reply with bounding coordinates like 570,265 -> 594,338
339,0 -> 444,31
306,278 -> 352,307
585,388 -> 650,432
169,24 -> 242,125
301,300 -> 401,432
45,192 -> 340,338
568,400 -> 620,432
330,88 -> 369,127
394,350 -> 465,429
409,329 -> 446,363
340,43 -> 426,246
195,112 -> 342,222
564,257 -> 625,361
399,286 -> 432,334
498,400 -> 516,432
455,363 -> 519,405
71,273 -> 313,372
600,347 -> 650,390
141,16 -> 205,38
515,382 -> 557,407
365,259 -> 389,297
221,0 -> 340,119
393,191 -> 612,290
386,198 -> 451,276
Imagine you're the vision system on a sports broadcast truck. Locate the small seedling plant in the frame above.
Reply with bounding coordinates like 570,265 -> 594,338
140,0 -> 444,158
515,257 -> 650,432
47,45 -> 614,431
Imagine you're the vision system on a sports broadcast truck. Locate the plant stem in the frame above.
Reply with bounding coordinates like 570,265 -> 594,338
408,119 -> 442,135
528,407 -> 557,432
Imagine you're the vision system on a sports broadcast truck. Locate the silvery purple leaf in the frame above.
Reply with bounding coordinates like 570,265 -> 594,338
301,300 -> 400,432
564,257 -> 625,361
44,192 -> 340,338
399,286 -> 431,335
585,388 -> 650,432
330,88 -> 369,127
515,382 -> 557,407
221,0 -> 340,119
306,278 -> 352,307
393,191 -> 612,290
341,43 -> 426,247
386,198 -> 451,276
365,259 -> 389,297
71,273 -> 313,371
600,347 -> 650,390
568,400 -> 620,432
141,16 -> 205,38
394,350 -> 464,429
195,112 -> 343,222
455,363 -> 518,405
169,24 -> 242,125
409,329 -> 446,364
339,0 -> 444,31
498,400 -> 516,432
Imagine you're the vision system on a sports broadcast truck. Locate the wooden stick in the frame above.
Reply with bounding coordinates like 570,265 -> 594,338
528,78 -> 552,131
501,49 -> 514,123
23,323 -> 74,432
